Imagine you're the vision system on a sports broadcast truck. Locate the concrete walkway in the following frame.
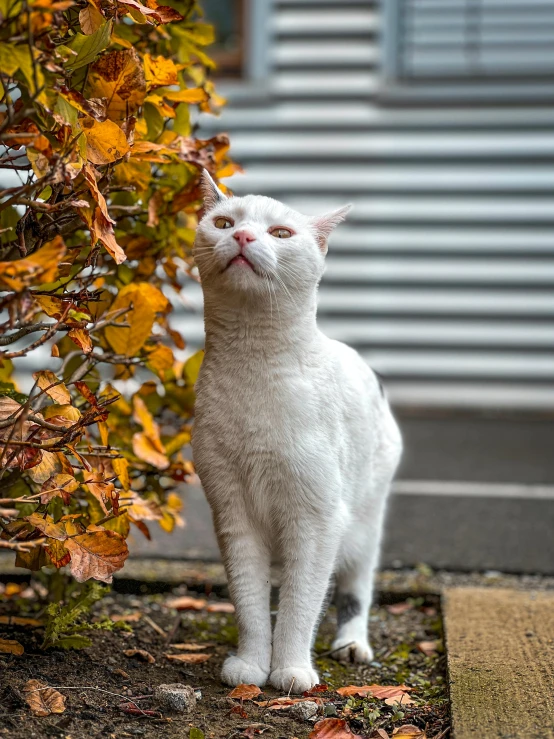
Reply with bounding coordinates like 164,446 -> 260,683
444,587 -> 554,739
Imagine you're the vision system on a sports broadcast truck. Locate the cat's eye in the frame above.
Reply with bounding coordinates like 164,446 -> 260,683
270,227 -> 293,239
214,216 -> 233,229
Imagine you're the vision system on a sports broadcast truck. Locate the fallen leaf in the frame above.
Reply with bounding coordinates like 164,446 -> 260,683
336,685 -> 413,700
206,602 -> 234,613
64,529 -> 128,583
373,730 -> 390,739
164,652 -> 212,663
0,637 -> 24,655
255,696 -> 323,710
228,684 -> 262,701
170,642 -> 216,650
110,611 -> 142,622
231,704 -> 249,718
24,680 -> 66,716
309,718 -> 362,739
303,683 -> 329,696
385,694 -> 416,707
124,648 -> 155,663
165,595 -> 207,610
392,726 -> 426,739
386,602 -> 413,615
416,640 -> 439,656
0,616 -> 43,627
240,725 -> 272,738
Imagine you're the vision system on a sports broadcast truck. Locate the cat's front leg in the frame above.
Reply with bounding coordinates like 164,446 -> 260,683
269,521 -> 340,694
215,513 -> 272,687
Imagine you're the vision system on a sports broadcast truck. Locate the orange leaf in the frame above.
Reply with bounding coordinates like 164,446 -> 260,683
45,538 -> 71,568
392,726 -> 426,738
309,719 -> 362,739
416,640 -> 439,657
91,208 -> 126,265
0,616 -> 43,627
335,685 -> 412,700
87,49 -> 146,121
144,53 -> 179,88
64,529 -> 128,583
385,694 -> 416,707
164,652 -> 211,663
0,637 -> 24,655
206,602 -> 235,613
84,470 -> 115,515
26,513 -> 67,541
0,236 -> 66,291
255,696 -> 323,710
110,611 -> 142,622
165,595 -> 207,611
228,684 -> 262,701
24,680 -> 66,716
124,648 -> 155,663
82,117 -> 130,165
170,642 -> 216,650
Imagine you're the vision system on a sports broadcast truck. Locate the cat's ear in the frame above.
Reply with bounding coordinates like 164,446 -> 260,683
312,204 -> 352,253
199,169 -> 226,211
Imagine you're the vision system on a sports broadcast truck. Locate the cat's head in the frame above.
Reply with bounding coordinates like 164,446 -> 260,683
193,171 -> 351,298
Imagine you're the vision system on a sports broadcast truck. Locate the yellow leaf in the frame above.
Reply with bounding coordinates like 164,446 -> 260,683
33,370 -> 71,404
162,87 -> 207,103
40,473 -> 79,504
132,395 -> 161,446
104,286 -> 155,357
122,491 -> 163,520
43,404 -> 81,421
24,680 -> 66,716
112,456 -> 130,490
65,529 -> 128,583
45,538 -> 71,568
79,2 -> 104,34
82,117 -> 130,165
0,236 -> 66,292
144,54 -> 178,88
98,420 -> 109,446
0,637 -> 24,655
26,513 -> 67,541
183,349 -> 204,387
26,451 -> 62,484
132,432 -> 169,469
91,207 -> 126,264
87,48 -> 146,121
68,328 -> 93,354
146,344 -> 174,378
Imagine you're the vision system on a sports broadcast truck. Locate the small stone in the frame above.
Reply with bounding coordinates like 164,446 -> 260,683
324,703 -> 338,717
153,683 -> 196,713
289,701 -> 319,721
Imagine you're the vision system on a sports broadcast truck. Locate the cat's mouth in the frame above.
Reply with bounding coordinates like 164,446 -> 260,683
225,254 -> 258,274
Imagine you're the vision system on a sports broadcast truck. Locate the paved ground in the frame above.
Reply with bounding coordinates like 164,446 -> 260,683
444,587 -> 554,739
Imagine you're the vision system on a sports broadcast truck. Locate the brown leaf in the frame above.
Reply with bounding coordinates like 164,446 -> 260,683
26,451 -> 62,484
84,470 -> 115,515
336,685 -> 412,700
68,328 -> 93,354
416,640 -> 439,657
110,611 -> 142,622
228,684 -> 262,701
385,694 -> 416,707
124,648 -> 155,663
64,529 -> 128,583
24,680 -> 66,716
372,730 -> 390,739
165,595 -> 207,611
309,718 -> 362,739
170,642 -> 216,650
91,207 -> 126,265
303,684 -> 329,696
0,637 -> 24,655
88,49 -> 146,121
0,616 -> 43,627
392,726 -> 426,739
45,538 -> 72,569
255,696 -> 323,710
41,473 -> 79,504
206,602 -> 235,613
386,602 -> 413,615
79,2 -> 104,34
26,513 -> 67,541
164,652 -> 211,663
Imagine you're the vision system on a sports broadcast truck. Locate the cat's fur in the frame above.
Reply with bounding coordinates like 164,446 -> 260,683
191,171 -> 402,693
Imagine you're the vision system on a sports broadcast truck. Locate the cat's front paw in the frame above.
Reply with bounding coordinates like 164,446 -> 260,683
331,637 -> 374,664
221,656 -> 269,687
269,666 -> 319,694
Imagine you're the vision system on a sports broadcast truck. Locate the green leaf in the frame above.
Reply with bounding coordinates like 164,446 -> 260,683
54,95 -> 79,129
189,729 -> 205,739
144,102 -> 164,141
173,102 -> 191,136
52,635 -> 93,649
183,350 -> 204,387
0,43 -> 44,93
67,21 -> 112,71
0,385 -> 27,404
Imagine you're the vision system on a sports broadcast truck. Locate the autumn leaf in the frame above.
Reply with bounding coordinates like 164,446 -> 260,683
335,685 -> 413,700
228,684 -> 262,701
392,727 -> 426,739
112,456 -> 130,490
386,602 -> 413,615
416,640 -> 439,656
91,208 -> 126,264
84,470 -> 114,514
26,513 -> 67,541
33,370 -> 71,405
124,648 -> 155,663
183,349 -> 204,386
0,637 -> 24,655
41,473 -> 79,504
255,696 -> 323,711
165,652 -> 211,663
165,595 -> 207,611
385,694 -> 416,707
64,528 -> 128,583
206,602 -> 234,613
45,538 -> 72,568
110,611 -> 142,622
0,616 -> 43,627
79,2 -> 104,34
144,54 -> 179,88
0,237 -> 66,292
82,117 -> 130,165
309,719 -> 362,739
87,48 -> 146,121
170,642 -> 216,650
24,680 -> 66,716
104,284 -> 159,356
26,451 -> 63,484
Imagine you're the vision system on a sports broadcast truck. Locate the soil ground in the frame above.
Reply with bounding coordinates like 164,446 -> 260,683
0,578 -> 448,739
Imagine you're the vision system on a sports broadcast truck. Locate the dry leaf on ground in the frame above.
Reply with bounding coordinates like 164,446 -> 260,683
416,640 -> 439,656
372,730 -> 390,739
255,696 -> 323,710
309,718 -> 362,739
110,611 -> 142,622
170,642 -> 216,650
386,602 -> 413,615
385,694 -> 416,707
124,648 -> 155,663
228,684 -> 263,701
0,616 -> 43,627
165,595 -> 207,610
0,637 -> 24,655
24,680 -> 66,716
336,684 -> 413,700
164,652 -> 212,664
206,602 -> 235,613
303,683 -> 329,696
392,726 -> 427,738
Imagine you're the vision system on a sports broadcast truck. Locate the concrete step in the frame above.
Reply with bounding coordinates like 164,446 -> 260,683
273,41 -> 378,67
444,588 -> 554,738
274,8 -> 379,36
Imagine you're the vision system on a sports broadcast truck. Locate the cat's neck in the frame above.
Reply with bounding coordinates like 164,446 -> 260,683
202,287 -> 320,357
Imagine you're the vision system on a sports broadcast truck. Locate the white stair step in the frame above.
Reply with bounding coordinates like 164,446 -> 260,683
227,132 -> 554,159
228,166 -> 554,193
386,382 -> 554,410
271,72 -> 378,96
275,9 -> 378,35
273,41 -> 377,66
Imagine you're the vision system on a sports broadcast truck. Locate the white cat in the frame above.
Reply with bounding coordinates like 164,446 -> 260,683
191,171 -> 402,694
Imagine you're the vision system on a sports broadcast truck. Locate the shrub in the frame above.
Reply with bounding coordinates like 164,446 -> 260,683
0,0 -> 236,584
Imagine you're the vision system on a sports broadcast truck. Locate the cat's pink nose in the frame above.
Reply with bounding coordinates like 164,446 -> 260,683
233,230 -> 256,249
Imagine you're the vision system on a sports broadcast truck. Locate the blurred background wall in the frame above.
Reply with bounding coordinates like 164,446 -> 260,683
143,0 -> 553,574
